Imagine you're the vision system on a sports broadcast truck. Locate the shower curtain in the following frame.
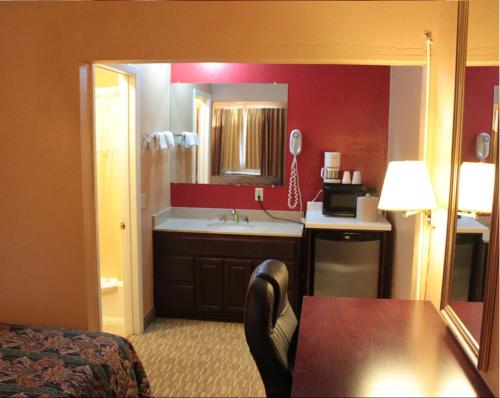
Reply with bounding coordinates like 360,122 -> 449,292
95,86 -> 124,282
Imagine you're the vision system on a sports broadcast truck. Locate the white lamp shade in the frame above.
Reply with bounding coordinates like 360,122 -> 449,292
378,161 -> 436,211
458,162 -> 495,213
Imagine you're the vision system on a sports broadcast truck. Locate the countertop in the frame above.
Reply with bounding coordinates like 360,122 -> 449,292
154,216 -> 304,238
456,217 -> 489,244
304,201 -> 392,231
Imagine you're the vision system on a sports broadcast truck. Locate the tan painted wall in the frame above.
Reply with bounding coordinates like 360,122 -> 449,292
467,0 -> 499,66
0,0 -> 450,330
387,66 -> 426,299
0,1 -> 496,391
138,64 -> 172,317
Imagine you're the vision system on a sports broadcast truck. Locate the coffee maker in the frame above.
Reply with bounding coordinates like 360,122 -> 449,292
321,152 -> 341,183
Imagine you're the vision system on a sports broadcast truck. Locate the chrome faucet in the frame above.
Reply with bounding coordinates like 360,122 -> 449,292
231,208 -> 240,223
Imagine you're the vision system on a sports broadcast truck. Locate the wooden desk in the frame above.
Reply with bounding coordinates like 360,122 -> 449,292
291,297 -> 491,397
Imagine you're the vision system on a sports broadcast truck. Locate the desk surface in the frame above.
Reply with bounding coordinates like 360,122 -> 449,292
291,297 -> 490,397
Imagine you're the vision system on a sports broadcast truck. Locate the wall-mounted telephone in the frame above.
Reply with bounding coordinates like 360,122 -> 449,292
288,129 -> 303,211
476,132 -> 491,161
290,129 -> 302,156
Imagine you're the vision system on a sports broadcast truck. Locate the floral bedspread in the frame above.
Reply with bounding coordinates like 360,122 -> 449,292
0,323 -> 151,397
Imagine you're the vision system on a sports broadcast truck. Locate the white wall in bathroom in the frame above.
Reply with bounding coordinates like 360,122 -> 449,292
170,83 -> 212,184
387,66 -> 426,300
171,83 -> 212,133
138,63 -> 172,317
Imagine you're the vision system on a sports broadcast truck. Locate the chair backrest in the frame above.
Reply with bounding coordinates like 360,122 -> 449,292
244,259 -> 298,398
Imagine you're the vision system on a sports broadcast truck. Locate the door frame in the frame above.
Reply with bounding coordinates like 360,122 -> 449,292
92,63 -> 143,335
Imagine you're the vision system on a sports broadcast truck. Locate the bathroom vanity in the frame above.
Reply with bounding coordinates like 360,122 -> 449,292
153,209 -> 303,322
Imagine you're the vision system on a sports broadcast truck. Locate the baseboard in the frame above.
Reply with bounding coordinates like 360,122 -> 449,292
155,308 -> 243,323
143,308 -> 156,330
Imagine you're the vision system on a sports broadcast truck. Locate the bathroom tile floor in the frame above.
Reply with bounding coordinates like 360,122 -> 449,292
129,318 -> 265,397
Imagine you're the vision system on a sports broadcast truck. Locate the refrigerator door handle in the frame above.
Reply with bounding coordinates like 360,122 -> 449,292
316,231 -> 382,242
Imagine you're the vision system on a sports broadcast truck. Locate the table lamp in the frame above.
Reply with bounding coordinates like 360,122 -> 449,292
457,161 -> 495,218
378,160 -> 436,220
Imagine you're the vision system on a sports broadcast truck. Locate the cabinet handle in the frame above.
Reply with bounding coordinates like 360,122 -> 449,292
120,222 -> 126,230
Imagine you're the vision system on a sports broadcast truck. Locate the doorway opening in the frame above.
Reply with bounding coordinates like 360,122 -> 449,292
93,64 -> 141,336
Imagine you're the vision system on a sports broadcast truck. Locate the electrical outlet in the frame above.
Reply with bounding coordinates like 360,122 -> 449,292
255,188 -> 264,202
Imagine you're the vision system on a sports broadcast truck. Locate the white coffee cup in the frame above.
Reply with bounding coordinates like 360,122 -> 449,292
352,170 -> 362,184
342,171 -> 351,184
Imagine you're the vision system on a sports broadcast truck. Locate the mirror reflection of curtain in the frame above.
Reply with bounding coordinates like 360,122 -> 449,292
211,108 -> 223,175
212,106 -> 285,178
211,108 -> 244,174
246,108 -> 263,170
260,108 -> 285,178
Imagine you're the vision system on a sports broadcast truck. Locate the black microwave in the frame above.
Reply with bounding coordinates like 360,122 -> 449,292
323,183 -> 367,217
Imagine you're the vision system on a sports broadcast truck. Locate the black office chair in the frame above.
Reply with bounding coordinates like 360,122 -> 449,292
244,259 -> 298,398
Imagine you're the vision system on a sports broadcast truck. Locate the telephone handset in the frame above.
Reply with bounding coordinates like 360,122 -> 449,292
476,132 -> 491,160
290,129 -> 302,156
288,129 -> 303,211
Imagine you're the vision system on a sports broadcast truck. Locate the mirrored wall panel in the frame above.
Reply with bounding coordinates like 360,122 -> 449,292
171,83 -> 287,185
449,74 -> 498,345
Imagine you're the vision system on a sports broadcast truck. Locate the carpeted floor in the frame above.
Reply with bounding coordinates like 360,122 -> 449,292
129,318 -> 265,397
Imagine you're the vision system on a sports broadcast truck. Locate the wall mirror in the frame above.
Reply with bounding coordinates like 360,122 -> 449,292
442,0 -> 499,370
171,83 -> 287,185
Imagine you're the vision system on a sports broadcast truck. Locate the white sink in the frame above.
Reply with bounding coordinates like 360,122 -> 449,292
154,216 -> 303,237
206,221 -> 254,230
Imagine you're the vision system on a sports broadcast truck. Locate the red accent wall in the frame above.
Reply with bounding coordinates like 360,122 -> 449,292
170,63 -> 390,210
462,66 -> 499,162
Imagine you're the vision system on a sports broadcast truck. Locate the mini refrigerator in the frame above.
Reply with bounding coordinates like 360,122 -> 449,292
314,230 -> 382,298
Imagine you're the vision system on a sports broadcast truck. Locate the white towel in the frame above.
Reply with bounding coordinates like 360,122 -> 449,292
159,132 -> 168,149
181,132 -> 199,148
152,131 -> 174,149
163,131 -> 175,148
152,132 -> 164,150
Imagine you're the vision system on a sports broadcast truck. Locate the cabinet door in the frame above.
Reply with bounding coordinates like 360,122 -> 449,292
154,255 -> 195,311
155,254 -> 194,283
195,257 -> 224,312
224,259 -> 253,313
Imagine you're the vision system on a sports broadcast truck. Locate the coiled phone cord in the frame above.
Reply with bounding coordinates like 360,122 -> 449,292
287,155 -> 303,214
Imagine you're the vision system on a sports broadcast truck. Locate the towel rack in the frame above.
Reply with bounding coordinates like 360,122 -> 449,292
143,131 -> 180,150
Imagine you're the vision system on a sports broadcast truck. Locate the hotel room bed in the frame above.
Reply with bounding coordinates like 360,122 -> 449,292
0,323 -> 151,397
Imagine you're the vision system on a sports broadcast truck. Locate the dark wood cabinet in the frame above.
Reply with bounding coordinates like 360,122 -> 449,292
195,257 -> 224,312
224,258 -> 253,313
154,231 -> 302,322
154,254 -> 195,311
